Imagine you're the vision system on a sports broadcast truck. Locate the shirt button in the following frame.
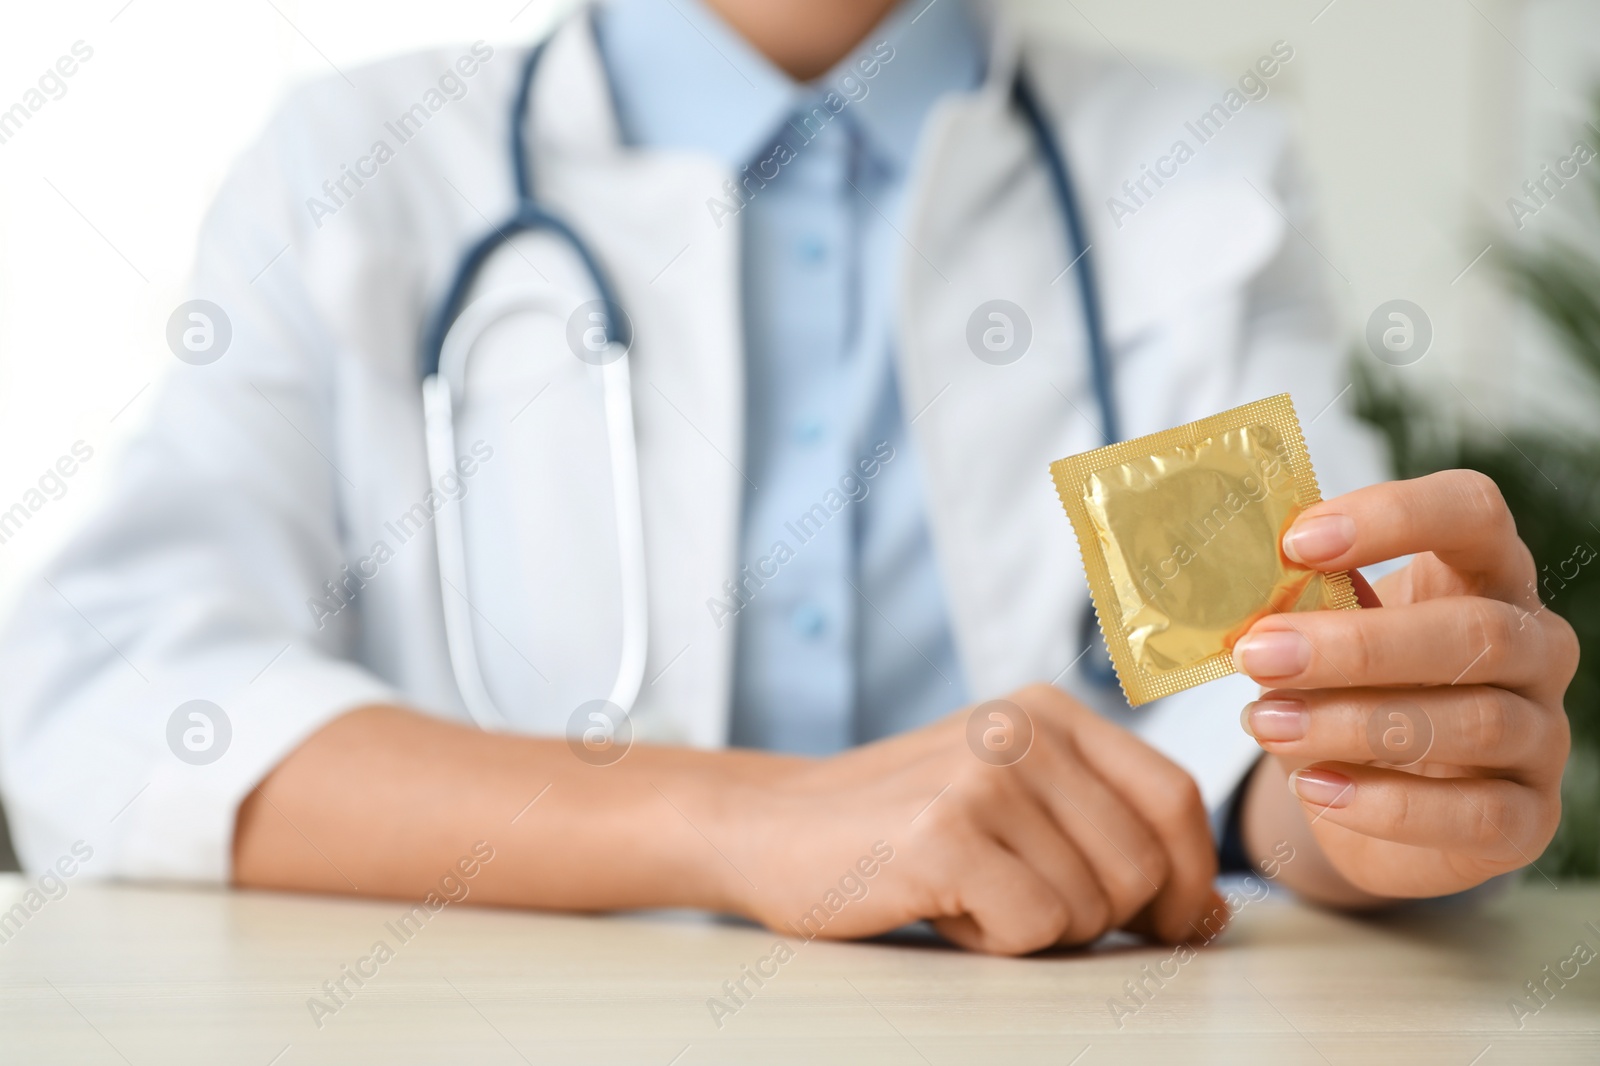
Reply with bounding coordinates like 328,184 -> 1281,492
790,604 -> 826,638
793,417 -> 825,445
796,235 -> 828,264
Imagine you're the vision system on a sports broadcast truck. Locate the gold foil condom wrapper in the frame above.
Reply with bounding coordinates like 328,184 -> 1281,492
1049,394 -> 1358,707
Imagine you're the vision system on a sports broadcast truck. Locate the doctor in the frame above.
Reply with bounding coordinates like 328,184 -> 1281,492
0,0 -> 1574,955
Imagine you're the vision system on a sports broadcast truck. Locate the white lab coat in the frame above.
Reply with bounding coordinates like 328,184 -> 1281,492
0,11 -> 1384,881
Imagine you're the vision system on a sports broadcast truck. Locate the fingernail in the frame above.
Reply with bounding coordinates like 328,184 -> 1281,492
1233,629 -> 1310,679
1282,514 -> 1356,565
1242,699 -> 1307,742
1288,768 -> 1353,808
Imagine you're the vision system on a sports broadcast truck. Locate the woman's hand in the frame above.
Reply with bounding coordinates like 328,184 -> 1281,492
721,684 -> 1223,955
234,691 -> 1219,956
1235,470 -> 1577,901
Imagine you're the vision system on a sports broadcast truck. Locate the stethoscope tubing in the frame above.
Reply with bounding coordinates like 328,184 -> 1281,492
422,20 -> 1127,728
424,287 -> 649,729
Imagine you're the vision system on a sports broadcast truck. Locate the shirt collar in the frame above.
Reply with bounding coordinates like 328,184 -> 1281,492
838,0 -> 987,173
595,0 -> 987,175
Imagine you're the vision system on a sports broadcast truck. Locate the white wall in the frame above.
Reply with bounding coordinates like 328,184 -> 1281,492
0,0 -> 574,613
0,0 -> 1593,611
1021,0 -> 1599,428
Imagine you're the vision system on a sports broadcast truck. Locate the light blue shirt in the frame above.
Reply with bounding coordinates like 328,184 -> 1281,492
596,0 -> 984,753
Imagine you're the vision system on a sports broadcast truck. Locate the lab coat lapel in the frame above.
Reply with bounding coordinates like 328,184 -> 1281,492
897,31 -> 1285,706
897,27 -> 1291,814
895,56 -> 1104,707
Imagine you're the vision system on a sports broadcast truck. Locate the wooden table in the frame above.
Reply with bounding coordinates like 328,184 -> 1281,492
0,874 -> 1595,1063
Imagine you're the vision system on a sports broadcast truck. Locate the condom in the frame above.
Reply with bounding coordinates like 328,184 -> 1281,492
1050,394 -> 1358,706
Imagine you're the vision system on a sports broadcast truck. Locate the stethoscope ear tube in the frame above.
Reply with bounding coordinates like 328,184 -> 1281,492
423,371 -> 509,730
599,351 -> 648,716
423,287 -> 650,730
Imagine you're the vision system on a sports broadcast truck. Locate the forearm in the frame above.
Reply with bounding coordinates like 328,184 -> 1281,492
232,704 -> 799,914
1240,755 -> 1393,909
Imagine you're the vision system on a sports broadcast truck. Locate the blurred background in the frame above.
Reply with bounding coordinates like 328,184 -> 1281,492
1,0 -> 1597,873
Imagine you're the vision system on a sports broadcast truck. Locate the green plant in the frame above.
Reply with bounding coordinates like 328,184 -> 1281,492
1351,116 -> 1600,879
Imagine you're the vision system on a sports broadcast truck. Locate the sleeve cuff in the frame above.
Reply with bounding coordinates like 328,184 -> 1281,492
116,646 -> 398,883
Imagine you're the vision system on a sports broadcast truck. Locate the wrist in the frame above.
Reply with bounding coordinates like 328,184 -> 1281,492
651,747 -> 805,919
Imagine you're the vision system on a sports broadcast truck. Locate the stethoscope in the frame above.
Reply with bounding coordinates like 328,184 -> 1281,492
420,21 -> 1122,731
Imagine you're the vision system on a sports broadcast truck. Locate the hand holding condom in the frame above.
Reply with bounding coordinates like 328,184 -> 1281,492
1235,470 -> 1576,898
1052,396 -> 1576,899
